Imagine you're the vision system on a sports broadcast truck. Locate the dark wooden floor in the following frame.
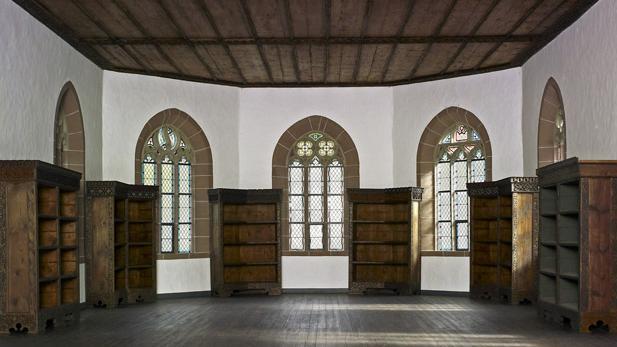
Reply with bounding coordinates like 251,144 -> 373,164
2,294 -> 617,346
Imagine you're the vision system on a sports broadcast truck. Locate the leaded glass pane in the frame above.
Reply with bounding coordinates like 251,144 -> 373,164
309,195 -> 323,222
456,222 -> 469,250
178,161 -> 191,194
288,165 -> 304,195
289,195 -> 304,223
178,223 -> 191,253
142,160 -> 157,186
327,195 -> 343,223
471,130 -> 480,141
161,225 -> 173,253
309,224 -> 323,249
161,194 -> 174,224
308,162 -> 323,194
437,222 -> 452,251
436,162 -> 450,191
178,195 -> 191,223
437,192 -> 451,221
161,158 -> 174,194
454,191 -> 468,221
290,223 -> 304,250
454,125 -> 468,142
471,159 -> 486,183
452,160 -> 467,190
327,163 -> 343,194
329,223 -> 343,250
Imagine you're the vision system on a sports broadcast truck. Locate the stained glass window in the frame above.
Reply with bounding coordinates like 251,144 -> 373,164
435,124 -> 485,251
288,132 -> 344,252
141,126 -> 192,254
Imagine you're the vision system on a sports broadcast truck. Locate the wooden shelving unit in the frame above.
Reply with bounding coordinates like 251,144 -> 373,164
537,158 -> 617,332
0,161 -> 81,334
86,181 -> 158,308
347,187 -> 423,295
209,189 -> 282,297
468,177 -> 538,304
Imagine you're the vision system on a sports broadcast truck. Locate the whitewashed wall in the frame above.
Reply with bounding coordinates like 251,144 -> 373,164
522,0 -> 610,175
0,0 -> 103,303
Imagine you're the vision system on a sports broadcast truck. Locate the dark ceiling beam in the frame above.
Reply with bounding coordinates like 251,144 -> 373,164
196,0 -> 247,84
12,0 -> 110,68
512,0 -> 597,66
439,0 -> 501,75
282,0 -> 301,82
155,0 -> 219,80
351,0 -> 373,83
80,34 -> 538,46
109,0 -> 183,73
68,0 -> 150,72
323,0 -> 331,83
474,0 -> 544,69
379,0 -> 416,82
407,0 -> 458,79
238,0 -> 274,83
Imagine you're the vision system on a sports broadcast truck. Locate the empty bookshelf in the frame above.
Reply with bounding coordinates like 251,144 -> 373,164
86,181 -> 158,308
209,189 -> 282,296
0,161 -> 81,334
348,187 -> 423,295
537,158 -> 617,332
468,177 -> 538,304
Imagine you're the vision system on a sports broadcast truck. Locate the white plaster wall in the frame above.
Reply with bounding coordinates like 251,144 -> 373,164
282,256 -> 348,289
420,256 -> 470,292
157,259 -> 211,294
522,0 -> 612,175
238,87 -> 394,189
101,71 -> 240,187
392,68 -> 524,186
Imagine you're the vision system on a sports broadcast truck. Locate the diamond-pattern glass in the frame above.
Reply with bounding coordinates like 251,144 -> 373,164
142,160 -> 157,186
178,195 -> 191,223
456,222 -> 469,250
178,162 -> 191,194
327,163 -> 343,194
161,225 -> 173,253
436,162 -> 450,191
329,223 -> 343,250
437,222 -> 452,251
309,224 -> 323,249
454,191 -> 468,221
161,194 -> 174,224
290,223 -> 304,250
161,159 -> 174,194
309,196 -> 323,222
452,160 -> 467,190
288,165 -> 304,195
327,195 -> 343,223
437,192 -> 451,221
471,159 -> 486,183
289,195 -> 304,223
308,164 -> 323,194
178,223 -> 191,253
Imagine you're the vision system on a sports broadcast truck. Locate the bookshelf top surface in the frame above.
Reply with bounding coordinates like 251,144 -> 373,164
347,187 -> 423,202
537,157 -> 617,185
0,160 -> 81,188
86,181 -> 158,199
467,177 -> 538,197
208,188 -> 282,203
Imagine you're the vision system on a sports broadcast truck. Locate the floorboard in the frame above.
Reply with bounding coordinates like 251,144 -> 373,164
1,294 -> 617,346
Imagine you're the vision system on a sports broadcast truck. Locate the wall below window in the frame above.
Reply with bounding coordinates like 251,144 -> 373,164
157,258 -> 211,294
421,256 -> 470,292
522,0 -> 612,175
282,256 -> 349,289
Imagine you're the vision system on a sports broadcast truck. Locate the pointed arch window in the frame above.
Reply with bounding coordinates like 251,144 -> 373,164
141,126 -> 193,254
288,132 -> 344,251
435,125 -> 485,251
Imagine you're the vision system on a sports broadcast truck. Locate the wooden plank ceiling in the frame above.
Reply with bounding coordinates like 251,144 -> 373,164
15,0 -> 598,87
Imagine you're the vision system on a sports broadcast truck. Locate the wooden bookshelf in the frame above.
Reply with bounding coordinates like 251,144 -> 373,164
0,161 -> 81,334
209,189 -> 282,297
86,181 -> 158,308
537,158 -> 617,332
468,177 -> 538,304
347,187 -> 423,295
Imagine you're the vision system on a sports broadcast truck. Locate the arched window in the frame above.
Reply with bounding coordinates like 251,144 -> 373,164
538,78 -> 567,167
288,132 -> 344,251
141,125 -> 193,254
435,124 -> 486,251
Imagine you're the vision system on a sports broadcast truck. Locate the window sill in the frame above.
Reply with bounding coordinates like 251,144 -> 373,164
421,250 -> 470,257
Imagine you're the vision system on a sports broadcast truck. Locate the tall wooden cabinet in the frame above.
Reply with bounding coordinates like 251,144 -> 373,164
468,177 -> 538,304
209,189 -> 282,297
537,158 -> 617,332
0,161 -> 81,334
348,187 -> 423,295
86,181 -> 158,308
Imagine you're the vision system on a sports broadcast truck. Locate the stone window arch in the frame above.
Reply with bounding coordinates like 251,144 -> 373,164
538,78 -> 566,168
135,109 -> 212,259
54,81 -> 86,262
272,116 -> 359,256
417,107 -> 492,251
